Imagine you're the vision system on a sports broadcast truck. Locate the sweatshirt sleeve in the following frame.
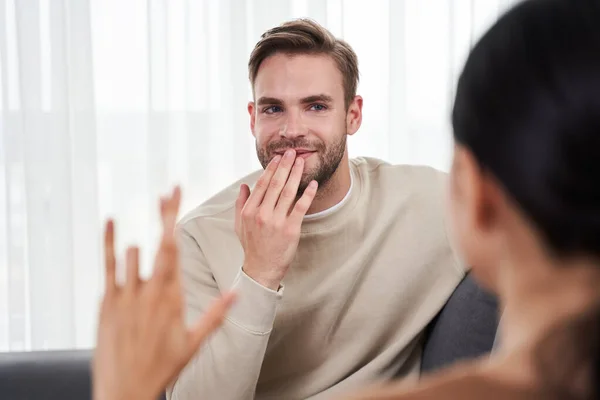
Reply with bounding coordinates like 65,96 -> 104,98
166,225 -> 282,400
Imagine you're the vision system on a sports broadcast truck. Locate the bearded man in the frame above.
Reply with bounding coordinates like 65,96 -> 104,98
168,18 -> 465,400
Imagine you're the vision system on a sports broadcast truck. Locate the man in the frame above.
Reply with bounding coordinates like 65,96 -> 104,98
168,19 -> 465,400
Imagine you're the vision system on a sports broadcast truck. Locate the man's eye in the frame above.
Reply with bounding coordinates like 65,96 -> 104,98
309,104 -> 327,111
264,106 -> 283,114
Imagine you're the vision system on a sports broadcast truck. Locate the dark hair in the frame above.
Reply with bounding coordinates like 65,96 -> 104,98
452,0 -> 600,258
452,0 -> 600,397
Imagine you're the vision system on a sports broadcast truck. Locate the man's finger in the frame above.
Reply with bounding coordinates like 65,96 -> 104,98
289,180 -> 318,225
243,155 -> 282,211
187,291 -> 237,355
260,149 -> 296,210
235,184 -> 251,235
125,246 -> 140,294
274,156 -> 304,217
103,219 -> 117,294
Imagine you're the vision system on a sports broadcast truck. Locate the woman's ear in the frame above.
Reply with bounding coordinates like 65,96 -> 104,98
457,148 -> 501,234
450,145 -> 506,290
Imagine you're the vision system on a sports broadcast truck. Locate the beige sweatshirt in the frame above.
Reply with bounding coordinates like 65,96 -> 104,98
167,157 -> 465,400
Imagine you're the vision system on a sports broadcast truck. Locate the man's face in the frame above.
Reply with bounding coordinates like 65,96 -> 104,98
248,53 -> 350,193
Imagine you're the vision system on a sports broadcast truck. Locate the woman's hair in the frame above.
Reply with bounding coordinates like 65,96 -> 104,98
452,0 -> 600,397
452,0 -> 600,258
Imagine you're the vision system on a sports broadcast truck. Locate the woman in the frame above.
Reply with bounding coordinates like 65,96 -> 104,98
344,0 -> 600,398
93,0 -> 600,398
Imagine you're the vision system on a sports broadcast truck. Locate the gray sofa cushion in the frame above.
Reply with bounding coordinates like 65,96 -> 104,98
421,272 -> 500,373
0,350 -> 166,400
0,350 -> 93,400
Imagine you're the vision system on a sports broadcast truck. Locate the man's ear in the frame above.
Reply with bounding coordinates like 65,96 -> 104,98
248,101 -> 256,138
346,95 -> 363,136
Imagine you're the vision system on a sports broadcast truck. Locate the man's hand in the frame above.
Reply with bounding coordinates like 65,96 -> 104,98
93,187 -> 236,400
235,149 -> 318,290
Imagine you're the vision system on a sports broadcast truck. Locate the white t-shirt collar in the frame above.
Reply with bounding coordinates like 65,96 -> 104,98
303,173 -> 354,221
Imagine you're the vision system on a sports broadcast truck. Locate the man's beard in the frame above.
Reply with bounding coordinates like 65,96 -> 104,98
256,134 -> 346,196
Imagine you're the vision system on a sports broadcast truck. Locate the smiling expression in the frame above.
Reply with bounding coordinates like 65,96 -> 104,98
249,53 -> 352,193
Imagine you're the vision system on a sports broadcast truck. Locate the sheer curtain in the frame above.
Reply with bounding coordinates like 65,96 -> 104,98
0,0 -> 520,351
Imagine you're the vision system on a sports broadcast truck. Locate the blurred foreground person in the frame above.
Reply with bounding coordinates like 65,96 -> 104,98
345,0 -> 600,398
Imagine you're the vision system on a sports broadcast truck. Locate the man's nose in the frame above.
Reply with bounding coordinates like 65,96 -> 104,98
279,110 -> 307,139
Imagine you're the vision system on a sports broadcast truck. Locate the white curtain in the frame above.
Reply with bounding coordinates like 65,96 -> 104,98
0,0 -> 520,351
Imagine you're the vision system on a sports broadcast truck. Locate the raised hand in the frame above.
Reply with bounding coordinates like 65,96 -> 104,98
93,187 -> 236,400
235,149 -> 318,290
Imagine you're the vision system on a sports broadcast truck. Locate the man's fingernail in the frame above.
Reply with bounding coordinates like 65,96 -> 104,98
284,149 -> 294,158
273,155 -> 282,164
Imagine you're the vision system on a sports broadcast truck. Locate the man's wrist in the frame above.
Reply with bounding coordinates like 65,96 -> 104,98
241,264 -> 282,291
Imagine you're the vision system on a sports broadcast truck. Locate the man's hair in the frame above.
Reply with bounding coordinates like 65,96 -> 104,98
248,18 -> 359,109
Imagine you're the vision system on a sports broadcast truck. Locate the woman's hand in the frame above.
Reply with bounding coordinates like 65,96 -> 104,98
93,187 -> 236,400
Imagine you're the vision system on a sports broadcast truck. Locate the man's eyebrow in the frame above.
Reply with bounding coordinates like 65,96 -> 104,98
300,94 -> 334,104
256,95 -> 334,105
256,97 -> 283,105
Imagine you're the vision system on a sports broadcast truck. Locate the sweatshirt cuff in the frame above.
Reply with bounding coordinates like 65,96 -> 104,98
227,269 -> 284,334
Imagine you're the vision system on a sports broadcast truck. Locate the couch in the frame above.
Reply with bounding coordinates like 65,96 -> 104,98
0,273 -> 499,400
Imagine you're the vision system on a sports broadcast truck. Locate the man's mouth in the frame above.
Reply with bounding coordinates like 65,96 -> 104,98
274,149 -> 316,159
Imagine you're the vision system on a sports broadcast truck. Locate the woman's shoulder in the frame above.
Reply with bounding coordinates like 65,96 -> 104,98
413,359 -> 542,400
342,358 -> 542,400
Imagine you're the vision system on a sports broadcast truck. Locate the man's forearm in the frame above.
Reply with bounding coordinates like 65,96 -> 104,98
168,269 -> 281,400
168,322 -> 272,399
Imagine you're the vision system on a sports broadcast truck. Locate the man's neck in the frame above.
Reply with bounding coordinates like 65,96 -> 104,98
306,160 -> 352,215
